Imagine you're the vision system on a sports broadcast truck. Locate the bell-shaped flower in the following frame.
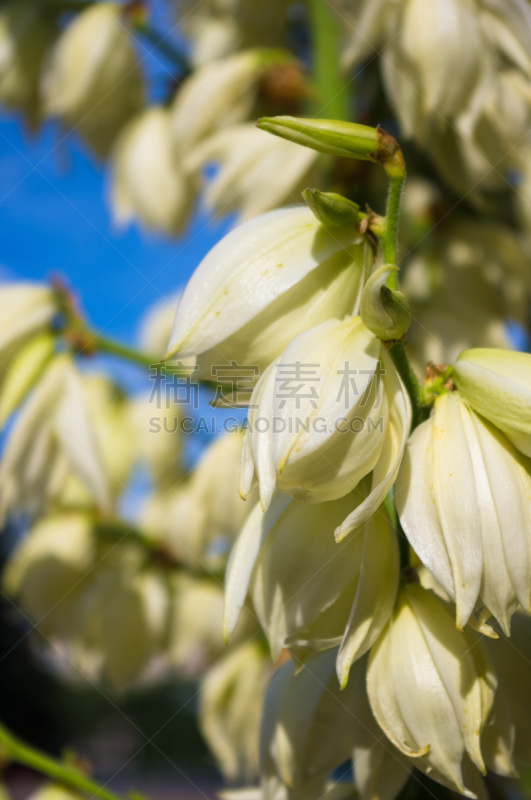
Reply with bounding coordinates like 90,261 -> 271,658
260,649 -> 411,800
0,282 -> 56,403
454,348 -> 531,458
168,574 -> 257,677
170,49 -> 274,153
0,354 -> 110,522
224,488 -> 399,684
165,206 -> 369,399
0,0 -> 56,129
199,642 -> 272,782
3,511 -> 96,638
396,391 -> 531,633
42,3 -> 144,157
0,331 -> 55,427
367,584 -> 496,798
184,123 -> 319,222
111,106 -> 193,235
240,315 -> 410,536
142,432 -> 258,573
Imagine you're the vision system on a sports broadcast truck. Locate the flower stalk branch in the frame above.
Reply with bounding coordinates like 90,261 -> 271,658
0,723 -> 125,800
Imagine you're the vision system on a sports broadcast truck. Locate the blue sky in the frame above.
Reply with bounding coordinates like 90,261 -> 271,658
0,111 -> 231,346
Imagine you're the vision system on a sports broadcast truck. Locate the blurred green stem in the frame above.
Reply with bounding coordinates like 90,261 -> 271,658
0,723 -> 123,800
389,342 -> 432,430
92,334 -> 158,369
308,0 -> 349,121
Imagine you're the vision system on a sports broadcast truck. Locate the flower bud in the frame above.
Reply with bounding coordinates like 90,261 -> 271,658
257,115 -> 380,160
367,584 -> 496,798
224,488 -> 399,681
454,348 -> 531,458
302,189 -> 361,228
360,265 -> 411,340
42,3 -> 144,157
112,106 -> 193,235
165,206 -> 369,396
396,391 -> 531,634
240,315 -> 410,538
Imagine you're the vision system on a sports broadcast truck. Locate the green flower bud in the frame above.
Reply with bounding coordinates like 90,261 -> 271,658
360,265 -> 411,341
257,116 -> 405,177
302,188 -> 360,228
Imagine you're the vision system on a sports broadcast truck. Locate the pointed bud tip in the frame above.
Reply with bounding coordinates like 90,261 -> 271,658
303,188 -> 360,229
360,265 -> 411,340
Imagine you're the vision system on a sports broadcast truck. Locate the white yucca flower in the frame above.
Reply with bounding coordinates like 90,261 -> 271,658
142,432 -> 257,572
170,50 -> 271,153
3,511 -> 96,638
0,355 -> 110,522
367,584 -> 496,798
224,488 -> 398,684
454,348 -> 531,458
111,106 -> 193,235
260,649 -> 411,800
185,123 -> 319,221
240,315 -> 410,537
165,206 -> 369,397
0,0 -> 56,128
168,574 -> 256,676
42,2 -> 144,157
396,390 -> 531,633
199,642 -> 271,782
0,282 -> 56,386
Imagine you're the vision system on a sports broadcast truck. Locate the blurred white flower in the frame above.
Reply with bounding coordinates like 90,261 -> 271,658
396,391 -> 531,633
170,49 -> 271,153
367,583 -> 495,798
0,355 -> 110,522
42,2 -> 144,157
111,106 -> 194,235
199,642 -> 272,782
0,0 -> 56,128
185,123 -> 319,221
166,206 -> 369,399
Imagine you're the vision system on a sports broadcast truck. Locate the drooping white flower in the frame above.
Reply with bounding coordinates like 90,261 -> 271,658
0,355 -> 110,521
240,315 -> 410,536
367,583 -> 496,798
165,206 -> 369,397
199,642 -> 272,782
185,123 -> 319,221
396,390 -> 531,633
260,649 -> 411,800
224,487 -> 399,683
170,50 -> 272,153
111,106 -> 194,235
0,0 -> 56,128
454,348 -> 531,458
42,3 -> 144,157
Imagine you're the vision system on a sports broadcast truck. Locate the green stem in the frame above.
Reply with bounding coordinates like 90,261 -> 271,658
0,724 -> 123,800
308,0 -> 349,121
92,334 -> 159,369
389,342 -> 432,430
381,172 -> 405,278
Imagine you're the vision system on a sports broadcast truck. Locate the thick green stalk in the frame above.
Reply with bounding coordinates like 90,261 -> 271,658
381,172 -> 405,281
0,724 -> 123,800
308,0 -> 349,121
